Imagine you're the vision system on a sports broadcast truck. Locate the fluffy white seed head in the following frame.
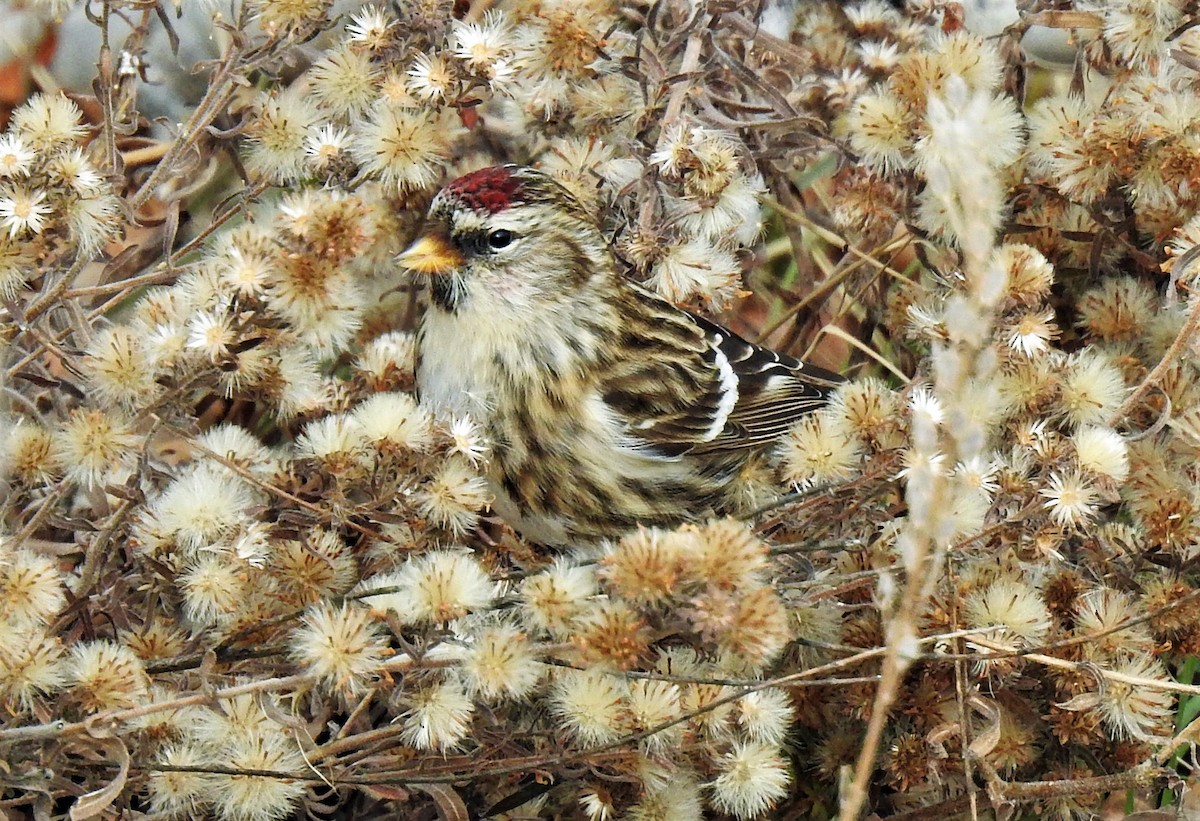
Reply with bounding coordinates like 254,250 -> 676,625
152,464 -> 259,553
776,412 -> 862,488
11,93 -> 88,150
708,741 -> 792,819
212,726 -> 307,821
400,676 -> 475,750
459,624 -> 544,702
519,559 -> 597,638
1040,470 -> 1099,529
0,627 -> 65,712
734,688 -> 795,746
351,392 -> 434,453
1096,654 -> 1174,741
1059,352 -> 1127,428
365,550 -> 495,624
291,602 -> 388,696
0,544 -> 65,627
415,457 -> 491,536
550,668 -> 630,747
65,640 -> 150,713
963,578 -> 1051,649
145,742 -> 217,817
1072,426 -> 1130,483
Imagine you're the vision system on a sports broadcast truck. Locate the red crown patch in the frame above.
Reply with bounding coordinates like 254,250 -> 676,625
444,166 -> 526,214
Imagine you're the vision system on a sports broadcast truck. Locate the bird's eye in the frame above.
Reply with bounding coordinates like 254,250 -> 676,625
487,230 -> 514,250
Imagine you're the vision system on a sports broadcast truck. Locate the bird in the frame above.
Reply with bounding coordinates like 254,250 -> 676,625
399,164 -> 843,545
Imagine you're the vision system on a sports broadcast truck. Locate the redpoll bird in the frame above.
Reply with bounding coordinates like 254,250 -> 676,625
401,165 -> 843,545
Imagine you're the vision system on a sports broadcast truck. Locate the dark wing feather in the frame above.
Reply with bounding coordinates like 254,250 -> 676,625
684,312 -> 844,453
601,286 -> 843,456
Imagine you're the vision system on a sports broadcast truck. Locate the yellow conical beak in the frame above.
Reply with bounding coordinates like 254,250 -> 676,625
397,233 -> 463,275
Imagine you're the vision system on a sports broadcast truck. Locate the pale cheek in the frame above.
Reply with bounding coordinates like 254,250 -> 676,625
489,275 -> 540,309
473,259 -> 554,315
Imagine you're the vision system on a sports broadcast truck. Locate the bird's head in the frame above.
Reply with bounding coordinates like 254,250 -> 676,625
398,165 -> 611,314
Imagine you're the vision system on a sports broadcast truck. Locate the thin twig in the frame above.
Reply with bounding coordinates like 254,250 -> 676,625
1109,289 -> 1200,426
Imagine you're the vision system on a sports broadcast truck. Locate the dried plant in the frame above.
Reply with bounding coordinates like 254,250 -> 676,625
3,0 -> 1200,818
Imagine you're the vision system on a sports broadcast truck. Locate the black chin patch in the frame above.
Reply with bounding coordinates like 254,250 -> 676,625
430,275 -> 465,313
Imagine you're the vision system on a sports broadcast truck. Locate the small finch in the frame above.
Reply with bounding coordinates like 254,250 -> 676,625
401,165 -> 842,545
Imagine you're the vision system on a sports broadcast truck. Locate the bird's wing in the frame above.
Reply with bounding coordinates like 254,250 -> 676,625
600,288 -> 844,457
687,312 -> 844,453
